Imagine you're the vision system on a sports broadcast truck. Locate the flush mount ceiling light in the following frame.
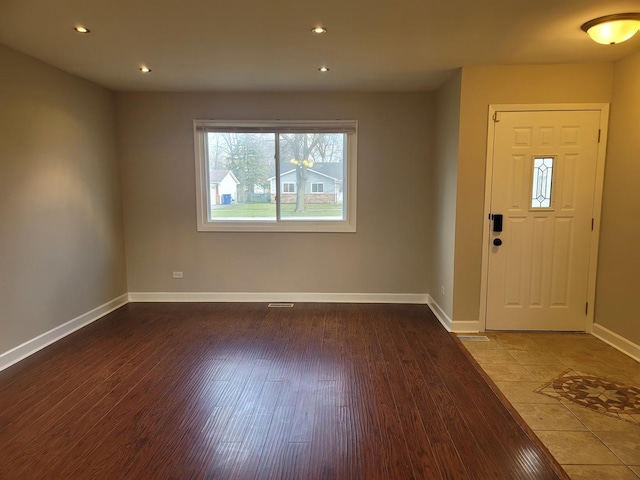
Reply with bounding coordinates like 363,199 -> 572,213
318,66 -> 329,72
311,26 -> 327,34
74,25 -> 90,33
139,66 -> 152,73
581,13 -> 640,44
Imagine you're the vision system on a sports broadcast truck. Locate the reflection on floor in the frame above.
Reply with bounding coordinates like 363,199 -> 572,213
460,333 -> 640,480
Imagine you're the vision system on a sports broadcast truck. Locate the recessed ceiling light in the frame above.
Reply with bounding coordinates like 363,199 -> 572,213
318,66 -> 329,72
139,66 -> 152,73
74,26 -> 90,34
311,26 -> 327,34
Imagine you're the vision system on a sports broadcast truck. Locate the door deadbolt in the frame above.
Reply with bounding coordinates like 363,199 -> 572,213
491,214 -> 503,232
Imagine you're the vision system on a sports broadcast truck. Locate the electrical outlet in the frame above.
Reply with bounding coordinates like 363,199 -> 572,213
440,286 -> 445,296
172,271 -> 184,279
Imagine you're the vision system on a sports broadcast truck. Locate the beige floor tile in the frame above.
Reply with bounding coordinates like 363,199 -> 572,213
524,365 -> 569,382
459,340 -> 504,352
587,342 -> 622,353
473,332 -> 640,471
511,403 -> 587,431
556,353 -> 609,367
481,332 -> 502,339
508,349 -> 564,366
567,365 -> 636,385
535,431 -> 621,465
562,465 -> 639,480
494,381 -> 557,404
528,334 -> 593,351
527,332 -> 587,342
468,348 -> 518,365
562,401 -> 640,433
479,363 -> 537,381
595,431 -> 640,465
490,334 -> 542,351
599,351 -> 640,370
618,365 -> 640,384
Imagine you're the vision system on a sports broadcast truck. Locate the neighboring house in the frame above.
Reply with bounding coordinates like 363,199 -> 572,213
210,170 -> 239,205
268,163 -> 344,204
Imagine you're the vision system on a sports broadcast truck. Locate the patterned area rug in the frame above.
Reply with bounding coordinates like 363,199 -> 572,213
535,369 -> 640,426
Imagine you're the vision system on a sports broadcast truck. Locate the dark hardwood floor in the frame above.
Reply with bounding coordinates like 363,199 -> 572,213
0,303 -> 568,479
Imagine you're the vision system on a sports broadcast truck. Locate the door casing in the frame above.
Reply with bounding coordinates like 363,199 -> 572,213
479,104 -> 609,332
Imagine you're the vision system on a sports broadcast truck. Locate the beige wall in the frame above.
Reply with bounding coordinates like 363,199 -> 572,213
0,44 -> 127,353
431,70 -> 462,318
116,92 -> 434,295
595,50 -> 640,345
4,39 -> 636,358
452,64 -> 614,322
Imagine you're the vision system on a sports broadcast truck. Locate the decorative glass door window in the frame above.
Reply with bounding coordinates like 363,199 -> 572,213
531,157 -> 554,208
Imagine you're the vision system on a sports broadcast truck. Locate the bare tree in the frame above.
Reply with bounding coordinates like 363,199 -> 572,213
209,132 -> 272,203
209,131 -> 343,211
280,133 -> 322,213
314,133 -> 344,163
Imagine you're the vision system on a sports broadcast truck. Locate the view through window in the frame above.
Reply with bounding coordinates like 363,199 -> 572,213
194,121 -> 357,232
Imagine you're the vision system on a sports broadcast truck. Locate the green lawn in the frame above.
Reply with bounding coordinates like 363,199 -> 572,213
211,202 -> 343,218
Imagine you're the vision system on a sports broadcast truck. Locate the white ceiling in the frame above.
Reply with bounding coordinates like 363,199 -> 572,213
1,0 -> 640,92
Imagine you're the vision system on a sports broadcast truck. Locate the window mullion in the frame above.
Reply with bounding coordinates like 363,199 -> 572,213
204,134 -> 212,219
275,133 -> 281,221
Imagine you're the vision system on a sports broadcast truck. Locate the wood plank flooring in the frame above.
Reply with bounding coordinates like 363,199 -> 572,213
0,303 -> 569,479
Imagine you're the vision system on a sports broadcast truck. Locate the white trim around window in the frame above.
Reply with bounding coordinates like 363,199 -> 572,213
194,120 -> 357,233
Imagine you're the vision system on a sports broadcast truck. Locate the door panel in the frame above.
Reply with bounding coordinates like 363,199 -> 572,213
486,110 -> 600,331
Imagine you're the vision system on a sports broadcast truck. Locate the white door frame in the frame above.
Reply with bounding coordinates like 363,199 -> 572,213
478,104 -> 609,332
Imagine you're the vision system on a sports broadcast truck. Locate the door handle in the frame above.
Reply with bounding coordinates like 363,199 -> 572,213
492,214 -> 503,232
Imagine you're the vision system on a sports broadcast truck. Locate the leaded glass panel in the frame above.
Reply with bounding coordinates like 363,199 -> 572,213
531,157 -> 554,208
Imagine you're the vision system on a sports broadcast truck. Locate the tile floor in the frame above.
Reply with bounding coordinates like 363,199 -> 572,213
460,332 -> 640,480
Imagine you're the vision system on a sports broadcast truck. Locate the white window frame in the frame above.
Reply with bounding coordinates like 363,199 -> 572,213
194,120 -> 357,233
283,182 -> 296,193
311,183 -> 324,193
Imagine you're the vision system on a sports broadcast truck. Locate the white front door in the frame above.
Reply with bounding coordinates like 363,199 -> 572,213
485,109 -> 603,331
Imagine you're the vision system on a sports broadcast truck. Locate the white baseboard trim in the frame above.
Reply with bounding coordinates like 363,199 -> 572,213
426,295 -> 480,333
0,293 -> 129,372
128,291 -> 429,304
592,323 -> 640,363
450,321 -> 481,334
427,295 -> 453,331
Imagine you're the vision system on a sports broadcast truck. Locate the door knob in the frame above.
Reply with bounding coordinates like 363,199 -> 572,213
493,238 -> 503,246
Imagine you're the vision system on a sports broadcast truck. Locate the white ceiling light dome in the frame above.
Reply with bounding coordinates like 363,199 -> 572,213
581,13 -> 640,45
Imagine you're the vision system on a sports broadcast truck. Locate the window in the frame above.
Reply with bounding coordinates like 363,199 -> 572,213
531,157 -> 554,209
194,120 -> 357,232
